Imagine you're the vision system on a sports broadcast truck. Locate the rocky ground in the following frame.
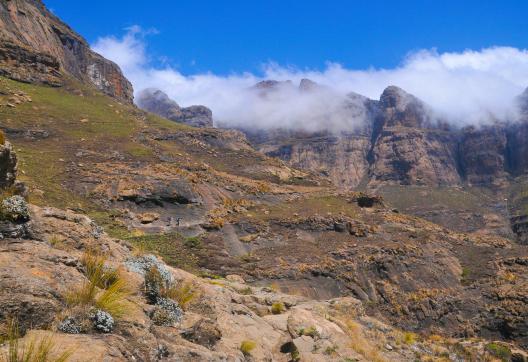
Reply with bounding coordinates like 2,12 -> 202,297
1,196 -> 527,361
1,1 -> 528,360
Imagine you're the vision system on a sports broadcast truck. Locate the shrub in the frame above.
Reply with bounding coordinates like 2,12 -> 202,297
240,340 -> 256,356
143,266 -> 198,310
1,319 -> 73,362
0,196 -> 29,222
271,302 -> 285,315
150,298 -> 183,326
403,332 -> 417,345
0,130 -> 5,146
144,266 -> 167,304
57,317 -> 83,334
485,342 -> 511,361
90,310 -> 114,333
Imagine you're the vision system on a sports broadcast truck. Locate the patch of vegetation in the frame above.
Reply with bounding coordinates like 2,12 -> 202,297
298,326 -> 320,339
238,286 -> 253,295
1,319 -> 73,362
271,302 -> 285,315
461,267 -> 472,285
143,266 -> 199,310
183,236 -> 201,249
81,250 -> 119,289
342,320 -> 386,362
124,233 -> 201,272
324,344 -> 338,355
240,340 -> 256,356
250,194 -> 359,222
485,342 -> 511,361
163,281 -> 199,311
65,253 -> 130,318
402,331 -> 417,345
198,272 -> 224,280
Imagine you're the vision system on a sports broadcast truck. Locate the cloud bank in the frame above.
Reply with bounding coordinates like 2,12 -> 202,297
92,27 -> 528,132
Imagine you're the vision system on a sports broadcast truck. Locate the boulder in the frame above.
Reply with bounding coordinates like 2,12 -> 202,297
0,140 -> 17,189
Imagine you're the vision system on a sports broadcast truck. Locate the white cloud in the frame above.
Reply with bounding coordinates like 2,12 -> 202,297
92,27 -> 528,131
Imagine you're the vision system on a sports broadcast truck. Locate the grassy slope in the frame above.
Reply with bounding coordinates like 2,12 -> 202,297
0,76 -> 187,208
0,76 -> 327,271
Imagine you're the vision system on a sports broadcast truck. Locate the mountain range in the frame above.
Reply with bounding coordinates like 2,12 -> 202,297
1,1 -> 528,361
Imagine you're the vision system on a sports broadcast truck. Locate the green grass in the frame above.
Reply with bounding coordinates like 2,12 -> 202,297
124,233 -> 201,272
485,342 -> 511,361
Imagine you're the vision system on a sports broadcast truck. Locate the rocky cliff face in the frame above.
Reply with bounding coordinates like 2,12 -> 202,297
137,88 -> 213,128
245,82 -> 527,190
368,86 -> 462,186
0,0 -> 133,103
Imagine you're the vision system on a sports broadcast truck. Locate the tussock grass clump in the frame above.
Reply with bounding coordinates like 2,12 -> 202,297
1,319 -> 73,362
298,326 -> 319,339
144,266 -> 199,310
164,281 -> 199,311
240,340 -> 256,356
402,331 -> 417,345
271,302 -> 285,315
65,251 -> 131,318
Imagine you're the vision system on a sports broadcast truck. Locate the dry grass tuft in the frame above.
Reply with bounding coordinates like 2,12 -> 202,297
163,281 -> 200,311
343,320 -> 387,362
1,319 -> 73,362
65,251 -> 131,318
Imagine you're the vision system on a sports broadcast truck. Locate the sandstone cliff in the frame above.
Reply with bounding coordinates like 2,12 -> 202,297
0,0 -> 133,103
244,82 -> 528,190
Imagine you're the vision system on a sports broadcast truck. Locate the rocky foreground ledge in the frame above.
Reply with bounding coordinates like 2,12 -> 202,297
0,203 -> 526,361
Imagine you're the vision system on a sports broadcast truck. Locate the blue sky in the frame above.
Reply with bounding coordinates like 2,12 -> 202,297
45,0 -> 528,75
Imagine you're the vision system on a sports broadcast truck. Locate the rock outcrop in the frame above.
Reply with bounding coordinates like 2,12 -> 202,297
0,137 -> 17,189
369,86 -> 461,186
0,0 -> 133,103
245,82 -> 528,189
137,88 -> 213,128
